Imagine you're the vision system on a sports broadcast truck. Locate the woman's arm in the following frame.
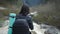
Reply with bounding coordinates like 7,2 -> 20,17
27,16 -> 34,30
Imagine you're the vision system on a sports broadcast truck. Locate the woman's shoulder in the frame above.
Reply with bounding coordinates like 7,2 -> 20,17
16,14 -> 22,17
26,15 -> 32,19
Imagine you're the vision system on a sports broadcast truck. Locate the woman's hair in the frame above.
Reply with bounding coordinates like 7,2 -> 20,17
19,4 -> 29,15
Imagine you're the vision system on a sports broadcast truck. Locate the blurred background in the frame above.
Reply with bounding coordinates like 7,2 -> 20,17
0,0 -> 22,27
0,0 -> 60,34
0,0 -> 60,28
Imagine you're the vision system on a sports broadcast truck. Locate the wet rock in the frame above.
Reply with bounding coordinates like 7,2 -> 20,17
31,31 -> 37,34
40,24 -> 51,29
44,27 -> 59,34
2,20 -> 9,27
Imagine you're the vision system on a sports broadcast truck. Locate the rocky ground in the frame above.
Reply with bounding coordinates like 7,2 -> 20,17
0,26 -> 8,34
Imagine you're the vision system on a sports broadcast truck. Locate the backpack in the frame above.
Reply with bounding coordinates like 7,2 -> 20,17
8,13 -> 30,34
12,19 -> 30,34
12,14 -> 30,34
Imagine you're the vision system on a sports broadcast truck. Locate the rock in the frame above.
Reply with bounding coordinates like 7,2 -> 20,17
2,20 -> 9,27
57,26 -> 60,30
31,31 -> 37,34
40,24 -> 51,29
44,27 -> 59,34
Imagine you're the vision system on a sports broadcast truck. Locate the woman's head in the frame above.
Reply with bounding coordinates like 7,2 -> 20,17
19,4 -> 30,16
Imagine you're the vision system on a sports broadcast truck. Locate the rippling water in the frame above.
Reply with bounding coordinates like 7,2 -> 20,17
32,22 -> 60,34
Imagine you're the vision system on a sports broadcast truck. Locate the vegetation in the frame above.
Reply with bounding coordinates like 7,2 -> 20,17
0,0 -> 22,16
32,0 -> 60,27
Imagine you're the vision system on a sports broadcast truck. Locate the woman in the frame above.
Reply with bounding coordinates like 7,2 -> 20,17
12,4 -> 34,34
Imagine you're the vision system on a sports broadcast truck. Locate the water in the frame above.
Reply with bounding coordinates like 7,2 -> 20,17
32,22 -> 44,34
33,22 -> 60,34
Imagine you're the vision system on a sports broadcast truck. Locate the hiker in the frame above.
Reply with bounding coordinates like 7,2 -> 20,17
12,4 -> 34,34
